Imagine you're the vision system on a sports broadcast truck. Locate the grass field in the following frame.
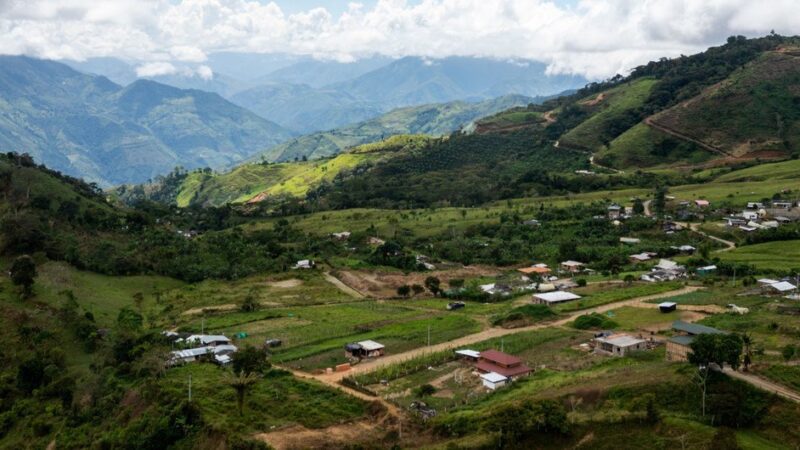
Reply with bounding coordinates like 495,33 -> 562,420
161,364 -> 367,432
718,240 -> 800,271
555,282 -> 683,313
604,306 -> 683,330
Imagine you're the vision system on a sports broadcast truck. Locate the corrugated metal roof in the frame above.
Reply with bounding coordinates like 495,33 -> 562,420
533,291 -> 581,303
358,340 -> 385,351
672,321 -> 725,335
669,335 -> 695,346
480,372 -> 507,383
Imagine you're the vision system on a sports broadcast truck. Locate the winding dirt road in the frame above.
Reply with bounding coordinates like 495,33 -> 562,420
723,368 -> 800,403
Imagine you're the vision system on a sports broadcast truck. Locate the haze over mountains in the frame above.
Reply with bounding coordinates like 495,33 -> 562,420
0,52 -> 586,186
65,54 -> 586,134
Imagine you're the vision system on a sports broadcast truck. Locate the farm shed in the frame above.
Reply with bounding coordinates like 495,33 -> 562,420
455,349 -> 480,362
533,291 -> 582,305
659,302 -> 677,313
666,321 -> 726,362
345,340 -> 385,358
480,372 -> 508,390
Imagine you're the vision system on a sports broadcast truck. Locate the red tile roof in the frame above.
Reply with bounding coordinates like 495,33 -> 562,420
480,349 -> 522,366
476,360 -> 532,378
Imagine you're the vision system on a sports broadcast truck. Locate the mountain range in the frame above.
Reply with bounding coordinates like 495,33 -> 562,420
64,54 -> 586,134
0,56 -> 292,186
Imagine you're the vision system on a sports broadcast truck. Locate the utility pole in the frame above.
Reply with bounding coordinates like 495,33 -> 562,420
427,325 -> 431,347
201,318 -> 205,334
188,375 -> 192,402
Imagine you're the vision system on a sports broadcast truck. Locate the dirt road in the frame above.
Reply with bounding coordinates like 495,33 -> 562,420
311,285 -> 703,383
723,368 -> 800,403
684,222 -> 737,252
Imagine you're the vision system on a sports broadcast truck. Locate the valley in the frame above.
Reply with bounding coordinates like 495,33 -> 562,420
2,33 -> 800,450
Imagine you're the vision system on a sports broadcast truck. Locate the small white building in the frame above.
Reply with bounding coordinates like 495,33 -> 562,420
765,281 -> 797,294
480,372 -> 508,390
183,335 -> 232,347
294,259 -> 315,269
533,291 -> 582,305
619,237 -> 641,244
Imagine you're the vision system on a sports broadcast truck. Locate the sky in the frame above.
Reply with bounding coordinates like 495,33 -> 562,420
0,0 -> 799,80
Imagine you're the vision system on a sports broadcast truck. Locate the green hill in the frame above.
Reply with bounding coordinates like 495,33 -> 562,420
255,94 -> 535,162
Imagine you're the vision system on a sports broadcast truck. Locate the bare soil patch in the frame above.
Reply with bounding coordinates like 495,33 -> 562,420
335,265 -> 501,299
255,421 -> 377,450
269,278 -> 303,288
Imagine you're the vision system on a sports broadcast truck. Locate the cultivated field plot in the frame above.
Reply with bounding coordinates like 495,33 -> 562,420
700,304 -> 800,352
175,300 -> 482,371
333,266 -> 501,298
718,240 -> 800,271
555,282 -> 683,313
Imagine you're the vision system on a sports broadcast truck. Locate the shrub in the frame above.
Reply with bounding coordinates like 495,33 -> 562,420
572,313 -> 618,330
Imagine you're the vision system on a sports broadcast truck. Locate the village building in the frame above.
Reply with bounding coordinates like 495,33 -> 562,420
183,334 -> 232,347
607,204 -> 623,219
169,344 -> 238,366
331,231 -> 351,240
367,236 -> 386,246
517,265 -> 552,276
694,199 -> 710,208
480,372 -> 508,390
671,245 -> 696,254
345,340 -> 385,359
294,259 -> 315,269
476,349 -> 532,380
725,216 -> 748,228
560,260 -> 585,273
619,237 -> 641,244
533,290 -> 582,305
455,349 -> 481,362
659,302 -> 677,312
629,252 -> 656,263
666,321 -> 726,362
594,333 -> 647,357
522,219 -> 541,227
762,280 -> 797,295
696,265 -> 717,276
772,200 -> 794,209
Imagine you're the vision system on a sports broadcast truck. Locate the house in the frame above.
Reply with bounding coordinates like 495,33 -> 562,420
629,252 -> 655,263
476,349 -> 532,380
183,335 -> 232,347
746,202 -> 765,210
522,219 -> 541,227
517,265 -> 552,276
772,200 -> 794,209
560,260 -> 585,273
416,255 -> 436,270
659,302 -> 677,313
663,221 -> 683,233
694,200 -> 710,208
671,245 -> 696,254
641,259 -> 686,282
763,281 -> 797,294
696,265 -> 717,276
725,216 -> 748,228
594,334 -> 647,356
294,259 -> 315,269
331,231 -> 351,240
534,283 -> 557,292
345,340 -> 385,359
480,372 -> 508,390
666,321 -> 726,362
533,291 -> 582,305
169,344 -> 238,366
655,259 -> 680,271
607,204 -> 623,219
447,301 -> 466,311
455,349 -> 480,362
742,210 -> 760,220
480,283 -> 512,296
367,237 -> 385,246
620,237 -> 641,244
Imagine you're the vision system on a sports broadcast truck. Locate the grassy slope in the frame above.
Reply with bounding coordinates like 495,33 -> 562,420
718,240 -> 800,271
559,77 -> 657,150
597,122 -> 711,168
174,135 -> 432,206
652,50 -> 800,158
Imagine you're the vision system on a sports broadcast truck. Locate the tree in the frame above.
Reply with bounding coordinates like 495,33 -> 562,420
414,384 -> 436,397
448,279 -> 465,289
782,344 -> 797,362
632,198 -> 645,215
425,276 -> 441,297
240,290 -> 260,312
397,285 -> 411,297
117,307 -> 143,331
133,292 -> 145,311
10,255 -> 37,298
653,186 -> 668,217
689,333 -> 743,417
741,333 -> 754,371
232,345 -> 270,376
226,372 -> 258,416
411,284 -> 425,296
623,274 -> 635,286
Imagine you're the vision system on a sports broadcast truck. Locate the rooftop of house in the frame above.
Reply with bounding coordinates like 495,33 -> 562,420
668,335 -> 696,346
358,340 -> 385,351
533,291 -> 582,303
596,334 -> 646,347
672,320 -> 725,336
480,372 -> 508,383
480,349 -> 522,366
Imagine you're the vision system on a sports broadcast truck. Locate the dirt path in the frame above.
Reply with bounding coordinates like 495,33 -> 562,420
684,222 -> 737,252
588,154 -> 624,174
644,116 -> 733,158
310,286 -> 703,383
323,272 -> 366,299
643,199 -> 652,217
723,368 -> 800,403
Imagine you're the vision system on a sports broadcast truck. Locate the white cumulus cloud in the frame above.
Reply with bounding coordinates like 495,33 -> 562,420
135,61 -> 177,77
0,0 -> 799,79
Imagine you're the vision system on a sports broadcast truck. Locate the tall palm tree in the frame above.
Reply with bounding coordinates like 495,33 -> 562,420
226,372 -> 258,416
741,333 -> 754,372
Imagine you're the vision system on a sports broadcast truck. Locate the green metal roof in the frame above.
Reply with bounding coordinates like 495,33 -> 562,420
672,320 -> 725,335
